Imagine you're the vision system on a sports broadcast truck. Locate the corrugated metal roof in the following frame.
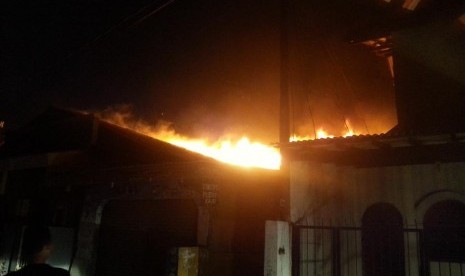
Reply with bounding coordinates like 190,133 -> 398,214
284,130 -> 465,150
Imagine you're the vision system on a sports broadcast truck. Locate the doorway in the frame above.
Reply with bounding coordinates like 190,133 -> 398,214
95,199 -> 198,276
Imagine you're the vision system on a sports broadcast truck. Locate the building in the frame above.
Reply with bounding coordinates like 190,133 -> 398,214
286,132 -> 465,275
281,1 -> 465,275
0,107 -> 284,276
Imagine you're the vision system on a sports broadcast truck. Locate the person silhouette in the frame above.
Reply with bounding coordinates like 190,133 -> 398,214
6,225 -> 70,276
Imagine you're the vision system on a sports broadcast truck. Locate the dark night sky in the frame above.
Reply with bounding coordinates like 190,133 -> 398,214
1,0 -> 399,141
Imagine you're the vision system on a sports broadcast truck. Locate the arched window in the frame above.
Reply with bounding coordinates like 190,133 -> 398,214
362,203 -> 405,276
424,200 -> 465,262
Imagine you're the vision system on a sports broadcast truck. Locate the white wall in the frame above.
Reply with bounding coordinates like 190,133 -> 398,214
290,160 -> 465,276
290,161 -> 465,226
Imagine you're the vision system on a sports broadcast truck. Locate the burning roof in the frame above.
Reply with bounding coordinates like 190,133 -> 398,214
284,131 -> 465,168
0,107 -> 215,166
0,107 -> 281,170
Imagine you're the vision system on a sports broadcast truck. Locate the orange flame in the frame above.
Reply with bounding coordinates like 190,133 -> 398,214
168,136 -> 281,170
97,109 -> 365,170
99,111 -> 281,170
290,120 -> 357,142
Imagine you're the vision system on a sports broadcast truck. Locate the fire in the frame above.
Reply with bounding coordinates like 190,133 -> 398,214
317,128 -> 334,139
167,136 -> 281,170
290,121 -> 357,142
97,109 -> 361,170
98,111 -> 281,170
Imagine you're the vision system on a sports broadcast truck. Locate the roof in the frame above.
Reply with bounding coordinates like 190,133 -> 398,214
286,131 -> 465,149
0,107 -> 214,168
283,131 -> 465,166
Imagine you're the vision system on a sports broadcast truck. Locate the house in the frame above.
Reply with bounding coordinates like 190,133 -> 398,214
280,1 -> 465,275
286,132 -> 465,275
0,107 -> 285,276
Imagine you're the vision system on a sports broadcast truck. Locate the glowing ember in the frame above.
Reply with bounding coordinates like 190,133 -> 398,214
99,111 -> 281,170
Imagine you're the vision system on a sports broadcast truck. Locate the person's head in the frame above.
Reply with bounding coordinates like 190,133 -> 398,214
20,225 -> 52,265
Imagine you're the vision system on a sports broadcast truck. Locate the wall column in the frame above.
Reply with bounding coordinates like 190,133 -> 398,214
264,221 -> 291,276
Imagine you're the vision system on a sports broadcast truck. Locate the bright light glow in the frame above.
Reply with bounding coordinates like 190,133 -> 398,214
99,110 -> 367,170
168,136 -> 281,170
100,113 -> 281,170
317,128 -> 334,139
290,120 -> 357,142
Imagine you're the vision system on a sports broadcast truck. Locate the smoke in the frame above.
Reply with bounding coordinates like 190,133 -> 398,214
92,104 -> 281,170
93,104 -> 280,145
84,0 -> 399,142
287,0 -> 398,137
95,104 -> 183,142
